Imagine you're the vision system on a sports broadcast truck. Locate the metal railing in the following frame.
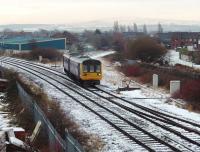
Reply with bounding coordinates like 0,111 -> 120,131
17,82 -> 84,152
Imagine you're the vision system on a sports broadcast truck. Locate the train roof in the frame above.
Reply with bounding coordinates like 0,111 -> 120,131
63,54 -> 98,63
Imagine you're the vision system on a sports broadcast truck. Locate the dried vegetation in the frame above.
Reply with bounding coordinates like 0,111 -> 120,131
2,68 -> 104,151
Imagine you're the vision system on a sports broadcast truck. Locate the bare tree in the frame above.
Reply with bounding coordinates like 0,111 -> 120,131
158,23 -> 163,33
119,25 -> 126,33
127,26 -> 132,32
133,23 -> 138,33
143,24 -> 147,34
113,33 -> 125,52
113,21 -> 119,33
125,37 -> 167,62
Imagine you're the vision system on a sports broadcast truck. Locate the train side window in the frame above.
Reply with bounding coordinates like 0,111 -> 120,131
90,65 -> 94,72
96,65 -> 101,72
83,65 -> 88,72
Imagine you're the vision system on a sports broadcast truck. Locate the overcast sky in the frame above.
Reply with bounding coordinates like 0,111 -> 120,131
0,0 -> 200,24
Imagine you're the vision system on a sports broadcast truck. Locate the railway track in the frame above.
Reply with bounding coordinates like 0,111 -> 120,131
3,57 -> 200,127
1,57 -> 200,151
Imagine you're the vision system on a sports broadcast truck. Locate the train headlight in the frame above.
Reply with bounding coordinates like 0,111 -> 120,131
97,73 -> 101,76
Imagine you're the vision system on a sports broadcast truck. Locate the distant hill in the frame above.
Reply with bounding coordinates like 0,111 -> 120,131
0,24 -> 66,32
0,22 -> 200,33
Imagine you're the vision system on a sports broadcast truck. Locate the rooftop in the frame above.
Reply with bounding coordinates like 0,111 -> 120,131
0,36 -> 65,44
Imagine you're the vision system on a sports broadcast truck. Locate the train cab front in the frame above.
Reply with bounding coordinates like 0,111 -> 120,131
80,60 -> 102,85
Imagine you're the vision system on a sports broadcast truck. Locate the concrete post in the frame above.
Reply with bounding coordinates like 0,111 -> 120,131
170,81 -> 181,95
39,56 -> 43,62
153,74 -> 158,89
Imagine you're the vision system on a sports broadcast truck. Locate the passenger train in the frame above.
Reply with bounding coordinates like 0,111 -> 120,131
63,54 -> 102,86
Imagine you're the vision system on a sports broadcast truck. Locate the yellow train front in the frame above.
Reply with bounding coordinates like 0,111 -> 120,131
63,54 -> 102,86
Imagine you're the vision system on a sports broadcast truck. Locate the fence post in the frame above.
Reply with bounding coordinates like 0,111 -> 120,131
65,128 -> 69,152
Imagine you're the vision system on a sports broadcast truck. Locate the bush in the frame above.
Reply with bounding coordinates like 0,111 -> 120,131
11,52 -> 33,60
123,65 -> 142,77
139,72 -> 152,84
17,75 -> 104,151
11,48 -> 63,61
180,80 -> 200,102
125,37 -> 167,62
158,74 -> 179,89
30,48 -> 63,61
2,69 -> 38,146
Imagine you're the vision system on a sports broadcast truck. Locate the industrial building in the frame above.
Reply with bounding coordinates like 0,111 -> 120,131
0,37 -> 66,51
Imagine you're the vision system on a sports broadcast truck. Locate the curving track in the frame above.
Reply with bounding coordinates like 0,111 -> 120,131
1,56 -> 200,152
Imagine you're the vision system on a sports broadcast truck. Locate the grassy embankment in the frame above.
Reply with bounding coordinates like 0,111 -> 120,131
2,68 -> 104,152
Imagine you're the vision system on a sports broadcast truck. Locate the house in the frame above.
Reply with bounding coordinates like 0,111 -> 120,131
157,32 -> 200,49
180,50 -> 200,64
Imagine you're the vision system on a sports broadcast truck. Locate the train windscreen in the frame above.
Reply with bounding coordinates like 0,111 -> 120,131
83,60 -> 101,73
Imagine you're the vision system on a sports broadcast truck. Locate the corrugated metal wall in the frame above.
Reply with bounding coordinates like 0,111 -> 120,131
1,38 -> 66,50
3,43 -> 20,50
21,39 -> 66,50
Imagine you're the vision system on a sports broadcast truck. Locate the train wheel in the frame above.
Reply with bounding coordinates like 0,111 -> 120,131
96,81 -> 100,85
64,68 -> 67,73
80,80 -> 85,86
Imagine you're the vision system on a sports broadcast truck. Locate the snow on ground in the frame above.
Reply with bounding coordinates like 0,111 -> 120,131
0,93 -> 10,129
38,76 -> 138,151
2,51 -> 200,151
167,50 -> 200,69
98,55 -> 200,123
43,50 -> 200,129
0,93 -> 10,150
86,50 -> 115,59
1,57 -> 143,152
